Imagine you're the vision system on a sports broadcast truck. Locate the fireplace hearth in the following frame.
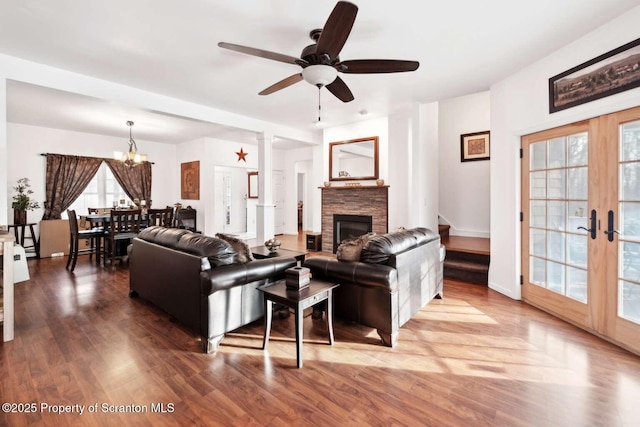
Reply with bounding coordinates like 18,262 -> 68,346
333,214 -> 372,252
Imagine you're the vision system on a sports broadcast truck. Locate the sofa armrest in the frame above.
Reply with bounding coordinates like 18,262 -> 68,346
200,257 -> 297,294
303,256 -> 397,291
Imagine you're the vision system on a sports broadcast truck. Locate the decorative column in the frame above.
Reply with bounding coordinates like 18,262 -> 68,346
256,132 -> 275,243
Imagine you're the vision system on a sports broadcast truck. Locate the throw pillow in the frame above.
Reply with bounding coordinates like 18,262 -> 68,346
336,232 -> 376,262
215,233 -> 254,263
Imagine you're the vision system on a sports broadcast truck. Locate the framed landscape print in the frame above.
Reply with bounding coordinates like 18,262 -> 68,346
549,37 -> 640,113
460,131 -> 490,162
181,161 -> 200,200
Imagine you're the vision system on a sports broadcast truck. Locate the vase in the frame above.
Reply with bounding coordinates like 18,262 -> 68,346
14,209 -> 27,225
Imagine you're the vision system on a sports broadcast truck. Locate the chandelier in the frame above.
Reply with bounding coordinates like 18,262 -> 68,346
114,121 -> 147,167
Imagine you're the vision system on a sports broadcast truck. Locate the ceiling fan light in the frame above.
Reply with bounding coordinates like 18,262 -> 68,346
302,65 -> 337,87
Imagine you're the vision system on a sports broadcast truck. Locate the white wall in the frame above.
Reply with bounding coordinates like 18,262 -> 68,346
490,5 -> 640,299
6,123 -> 177,228
439,91 -> 491,238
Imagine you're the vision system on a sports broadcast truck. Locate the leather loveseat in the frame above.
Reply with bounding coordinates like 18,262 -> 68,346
303,227 -> 444,347
128,226 -> 296,353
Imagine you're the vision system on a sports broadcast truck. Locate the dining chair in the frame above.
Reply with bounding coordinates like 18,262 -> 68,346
87,207 -> 108,257
66,209 -> 104,272
103,209 -> 141,269
147,207 -> 174,227
174,206 -> 199,233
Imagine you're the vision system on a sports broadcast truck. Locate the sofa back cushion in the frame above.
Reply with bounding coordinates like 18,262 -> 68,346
176,233 -> 237,267
137,226 -> 193,250
360,230 -> 421,265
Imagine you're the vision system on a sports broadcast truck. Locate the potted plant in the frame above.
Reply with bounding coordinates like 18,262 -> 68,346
11,177 -> 40,225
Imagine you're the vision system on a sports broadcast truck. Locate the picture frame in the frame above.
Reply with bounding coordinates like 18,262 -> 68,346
460,131 -> 490,162
180,161 -> 200,200
247,171 -> 258,199
549,37 -> 640,113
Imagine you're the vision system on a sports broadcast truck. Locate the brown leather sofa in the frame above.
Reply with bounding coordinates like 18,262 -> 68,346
303,227 -> 444,347
128,226 -> 296,353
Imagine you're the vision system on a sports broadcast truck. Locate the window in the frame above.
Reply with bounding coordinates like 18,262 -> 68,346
63,163 -> 131,218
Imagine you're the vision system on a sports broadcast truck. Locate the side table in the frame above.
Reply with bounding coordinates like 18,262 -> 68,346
259,280 -> 339,368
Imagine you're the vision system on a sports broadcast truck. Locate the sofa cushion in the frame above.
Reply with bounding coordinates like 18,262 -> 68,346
336,232 -> 376,262
137,226 -> 193,250
176,233 -> 237,267
360,230 -> 419,264
215,233 -> 254,263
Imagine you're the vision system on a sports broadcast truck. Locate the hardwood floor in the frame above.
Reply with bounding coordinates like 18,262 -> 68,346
1,237 -> 640,426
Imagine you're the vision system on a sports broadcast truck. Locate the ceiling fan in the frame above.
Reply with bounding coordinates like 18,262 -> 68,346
218,1 -> 419,105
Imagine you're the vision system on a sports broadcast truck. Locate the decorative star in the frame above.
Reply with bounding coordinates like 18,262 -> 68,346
236,148 -> 248,162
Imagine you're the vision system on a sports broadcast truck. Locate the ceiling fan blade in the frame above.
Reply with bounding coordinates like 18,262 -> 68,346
218,42 -> 304,66
326,76 -> 354,102
316,1 -> 358,60
259,73 -> 303,95
339,59 -> 420,74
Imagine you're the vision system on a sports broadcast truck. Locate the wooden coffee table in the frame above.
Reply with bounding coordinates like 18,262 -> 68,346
259,280 -> 339,368
251,246 -> 307,264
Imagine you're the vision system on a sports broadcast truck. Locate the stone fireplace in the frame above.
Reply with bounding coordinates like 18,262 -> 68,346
321,185 -> 388,253
333,214 -> 373,252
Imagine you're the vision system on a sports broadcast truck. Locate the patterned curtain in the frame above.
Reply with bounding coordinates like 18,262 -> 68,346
105,159 -> 152,205
42,154 -> 104,220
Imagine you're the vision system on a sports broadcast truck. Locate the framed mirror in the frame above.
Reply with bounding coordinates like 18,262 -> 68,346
247,171 -> 258,199
329,136 -> 379,181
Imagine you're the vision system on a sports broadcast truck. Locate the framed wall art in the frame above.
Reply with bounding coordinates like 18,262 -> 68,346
247,171 -> 258,199
460,131 -> 490,162
549,37 -> 640,113
181,161 -> 200,200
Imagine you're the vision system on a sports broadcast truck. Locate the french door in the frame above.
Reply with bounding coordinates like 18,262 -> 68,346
521,106 -> 640,354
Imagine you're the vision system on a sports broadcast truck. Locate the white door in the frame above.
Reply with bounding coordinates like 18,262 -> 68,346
273,170 -> 285,235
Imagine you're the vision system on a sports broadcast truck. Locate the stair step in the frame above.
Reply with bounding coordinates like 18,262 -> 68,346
444,259 -> 489,273
438,224 -> 450,240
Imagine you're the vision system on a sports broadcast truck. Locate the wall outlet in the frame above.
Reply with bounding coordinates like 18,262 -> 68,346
51,252 -> 65,257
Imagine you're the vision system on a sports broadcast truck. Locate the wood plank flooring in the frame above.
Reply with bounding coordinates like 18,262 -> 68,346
1,236 -> 640,426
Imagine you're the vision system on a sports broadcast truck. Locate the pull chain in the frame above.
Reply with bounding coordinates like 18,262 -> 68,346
317,84 -> 322,123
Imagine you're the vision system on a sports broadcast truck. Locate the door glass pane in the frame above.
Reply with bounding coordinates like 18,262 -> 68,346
547,261 -> 565,295
530,229 -> 545,257
530,200 -> 546,228
568,201 -> 588,232
530,142 -> 546,170
621,163 -> 640,201
567,267 -> 587,303
620,121 -> 640,162
548,170 -> 565,199
567,167 -> 587,199
548,137 -> 566,168
530,171 -> 547,198
568,132 -> 588,166
547,201 -> 566,231
567,234 -> 587,267
620,241 -> 640,283
620,281 -> 640,324
547,231 -> 565,262
620,202 -> 640,241
530,257 -> 546,286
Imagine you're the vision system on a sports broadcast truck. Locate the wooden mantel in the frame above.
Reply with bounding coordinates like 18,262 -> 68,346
319,185 -> 390,190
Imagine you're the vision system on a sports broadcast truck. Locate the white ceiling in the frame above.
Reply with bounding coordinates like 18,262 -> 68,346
1,0 -> 639,145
